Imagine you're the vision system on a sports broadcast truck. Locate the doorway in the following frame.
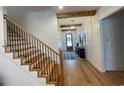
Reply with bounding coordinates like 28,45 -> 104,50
66,33 -> 73,51
101,8 -> 124,71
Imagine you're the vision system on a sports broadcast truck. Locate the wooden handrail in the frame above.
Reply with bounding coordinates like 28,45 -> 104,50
4,15 -> 60,55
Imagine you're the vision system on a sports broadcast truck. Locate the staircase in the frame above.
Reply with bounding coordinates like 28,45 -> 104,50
3,15 -> 64,86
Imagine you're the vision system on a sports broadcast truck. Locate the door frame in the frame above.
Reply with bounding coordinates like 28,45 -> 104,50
99,8 -> 123,72
65,33 -> 73,51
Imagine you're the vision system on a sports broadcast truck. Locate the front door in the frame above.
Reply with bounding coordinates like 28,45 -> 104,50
66,33 -> 73,51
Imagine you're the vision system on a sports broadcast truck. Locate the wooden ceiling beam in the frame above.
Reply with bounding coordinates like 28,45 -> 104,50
60,24 -> 82,28
57,10 -> 96,19
61,28 -> 76,32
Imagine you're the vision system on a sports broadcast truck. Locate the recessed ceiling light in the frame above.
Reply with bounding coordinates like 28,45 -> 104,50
59,6 -> 63,10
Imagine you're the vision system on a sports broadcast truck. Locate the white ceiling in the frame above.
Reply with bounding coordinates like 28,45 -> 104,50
6,6 -> 100,14
51,6 -> 100,13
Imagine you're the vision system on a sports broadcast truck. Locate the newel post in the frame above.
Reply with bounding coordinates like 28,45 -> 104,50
59,50 -> 64,86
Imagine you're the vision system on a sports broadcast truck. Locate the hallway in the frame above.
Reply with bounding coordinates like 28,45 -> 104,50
64,59 -> 124,86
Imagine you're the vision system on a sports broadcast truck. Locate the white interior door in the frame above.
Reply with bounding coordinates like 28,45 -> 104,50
102,19 -> 113,70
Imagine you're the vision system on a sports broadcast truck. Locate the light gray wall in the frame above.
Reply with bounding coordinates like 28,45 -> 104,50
7,7 -> 59,52
102,9 -> 124,70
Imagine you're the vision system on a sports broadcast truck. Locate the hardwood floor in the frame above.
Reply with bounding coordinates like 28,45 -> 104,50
64,59 -> 124,86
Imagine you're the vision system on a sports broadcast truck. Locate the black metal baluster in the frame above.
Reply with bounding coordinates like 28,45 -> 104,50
11,22 -> 14,51
47,47 -> 49,75
12,23 -> 14,50
39,43 -> 42,71
26,32 -> 28,62
37,40 -> 40,69
55,53 -> 58,82
16,26 -> 19,57
9,21 -> 11,46
44,45 -> 47,74
23,31 -> 25,57
11,21 -> 13,51
34,39 -> 37,69
48,48 -> 51,82
33,37 -> 35,67
22,30 -> 25,61
53,53 -> 56,81
28,34 -> 31,63
54,53 -> 56,81
26,33 -> 29,63
42,44 -> 45,75
31,36 -> 33,64
18,28 -> 21,57
27,33 -> 30,63
45,46 -> 47,75
14,24 -> 17,51
50,51 -> 53,82
30,35 -> 32,64
33,39 -> 35,68
14,24 -> 16,51
9,21 -> 12,51
20,30 -> 23,57
6,20 -> 9,46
